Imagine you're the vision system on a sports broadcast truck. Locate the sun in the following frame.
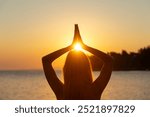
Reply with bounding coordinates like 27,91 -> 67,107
74,43 -> 82,51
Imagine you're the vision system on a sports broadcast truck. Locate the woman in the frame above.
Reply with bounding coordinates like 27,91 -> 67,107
42,24 -> 113,100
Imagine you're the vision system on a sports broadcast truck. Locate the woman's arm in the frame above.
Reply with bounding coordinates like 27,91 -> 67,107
82,44 -> 113,95
42,46 -> 71,99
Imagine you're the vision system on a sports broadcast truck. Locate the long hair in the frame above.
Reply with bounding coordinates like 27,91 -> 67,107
63,50 -> 93,99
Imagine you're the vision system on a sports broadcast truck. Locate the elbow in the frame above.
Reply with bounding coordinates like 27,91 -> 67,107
42,56 -> 46,64
103,60 -> 113,72
42,56 -> 49,65
104,56 -> 113,66
42,56 -> 53,65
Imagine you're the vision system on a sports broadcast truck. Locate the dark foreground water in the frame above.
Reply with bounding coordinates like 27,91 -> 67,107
0,70 -> 150,100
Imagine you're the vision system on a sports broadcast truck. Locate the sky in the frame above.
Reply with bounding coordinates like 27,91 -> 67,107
0,0 -> 150,70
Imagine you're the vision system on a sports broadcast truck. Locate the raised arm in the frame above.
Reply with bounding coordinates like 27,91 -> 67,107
82,44 -> 113,95
72,24 -> 113,94
42,46 -> 71,99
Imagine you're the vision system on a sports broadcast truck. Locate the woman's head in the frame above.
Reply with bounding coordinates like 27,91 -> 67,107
63,50 -> 93,98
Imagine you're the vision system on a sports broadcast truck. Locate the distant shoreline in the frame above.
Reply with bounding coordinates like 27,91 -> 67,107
89,46 -> 150,71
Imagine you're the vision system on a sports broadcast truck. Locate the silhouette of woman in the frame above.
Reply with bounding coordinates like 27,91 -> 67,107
42,24 -> 113,100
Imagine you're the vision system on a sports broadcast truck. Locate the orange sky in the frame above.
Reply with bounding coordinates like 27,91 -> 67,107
0,0 -> 150,70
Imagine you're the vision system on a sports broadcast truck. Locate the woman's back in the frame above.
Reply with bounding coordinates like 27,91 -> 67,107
62,84 -> 102,100
63,50 -> 95,100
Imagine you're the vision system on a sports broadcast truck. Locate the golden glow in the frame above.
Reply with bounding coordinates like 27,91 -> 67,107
74,43 -> 82,51
1,0 -> 150,70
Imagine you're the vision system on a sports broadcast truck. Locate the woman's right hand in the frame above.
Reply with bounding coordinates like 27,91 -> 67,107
71,24 -> 84,47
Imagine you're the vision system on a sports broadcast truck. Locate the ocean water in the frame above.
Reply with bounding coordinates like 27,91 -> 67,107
0,70 -> 150,100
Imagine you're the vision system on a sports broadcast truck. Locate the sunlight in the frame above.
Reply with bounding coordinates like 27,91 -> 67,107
74,43 -> 82,51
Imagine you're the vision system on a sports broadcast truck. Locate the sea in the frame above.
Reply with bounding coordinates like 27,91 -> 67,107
0,70 -> 150,100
